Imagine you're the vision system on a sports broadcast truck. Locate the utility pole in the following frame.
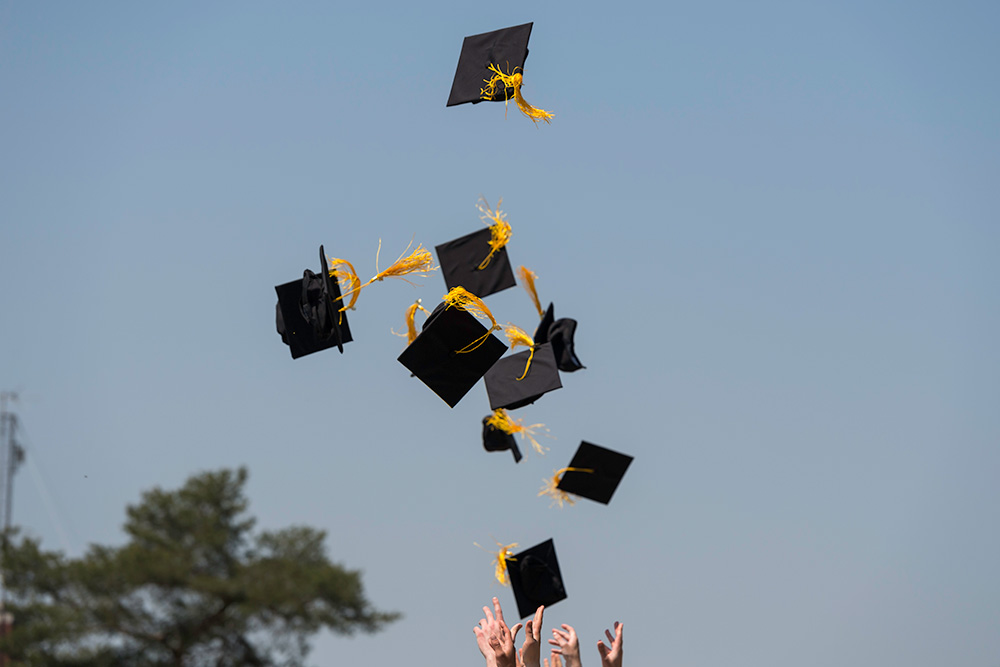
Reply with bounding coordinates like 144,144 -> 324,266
0,392 -> 21,659
0,393 -> 23,534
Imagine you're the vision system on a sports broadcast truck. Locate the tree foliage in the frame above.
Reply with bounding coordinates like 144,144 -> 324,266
0,468 -> 399,666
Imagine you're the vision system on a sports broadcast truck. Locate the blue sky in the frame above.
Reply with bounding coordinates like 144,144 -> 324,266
1,1 -> 998,665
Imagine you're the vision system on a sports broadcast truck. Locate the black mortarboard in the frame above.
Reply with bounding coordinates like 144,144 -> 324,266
533,303 -> 585,373
482,415 -> 522,463
275,245 -> 352,359
484,343 -> 562,411
557,441 -> 634,505
505,539 -> 567,619
436,228 -> 516,298
447,22 -> 532,107
398,301 -> 507,407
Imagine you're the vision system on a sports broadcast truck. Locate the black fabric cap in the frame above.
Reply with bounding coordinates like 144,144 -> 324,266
505,539 -> 567,619
533,303 -> 585,373
557,441 -> 634,505
435,228 -> 516,299
447,22 -> 533,107
484,343 -> 562,411
482,416 -> 523,463
398,301 -> 507,408
275,245 -> 352,359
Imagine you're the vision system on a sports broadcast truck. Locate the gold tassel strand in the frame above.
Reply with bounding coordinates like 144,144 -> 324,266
328,257 -> 361,313
518,265 -> 545,319
481,63 -> 554,125
476,197 -> 513,270
538,467 -> 594,508
486,408 -> 548,455
475,540 -> 519,586
392,299 -> 430,345
503,324 -> 536,381
340,239 -> 438,303
443,287 -> 502,353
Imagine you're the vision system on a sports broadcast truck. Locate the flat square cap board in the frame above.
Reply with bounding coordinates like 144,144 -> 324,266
484,342 -> 562,410
505,539 -> 567,618
398,301 -> 507,407
275,245 -> 352,359
557,441 -> 634,504
435,227 -> 517,298
447,22 -> 533,106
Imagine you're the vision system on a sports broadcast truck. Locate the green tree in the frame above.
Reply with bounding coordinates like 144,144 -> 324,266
0,468 -> 399,666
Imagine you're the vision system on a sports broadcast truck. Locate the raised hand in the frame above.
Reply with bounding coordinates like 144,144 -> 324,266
549,624 -> 582,667
518,605 -> 545,667
474,612 -> 498,667
474,597 -> 523,667
596,622 -> 623,667
543,651 -> 564,667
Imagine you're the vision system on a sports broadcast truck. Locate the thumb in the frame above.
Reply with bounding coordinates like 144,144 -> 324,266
597,641 -> 609,659
511,622 -> 524,643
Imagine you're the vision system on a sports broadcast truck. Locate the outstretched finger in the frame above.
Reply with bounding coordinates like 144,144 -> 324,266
493,596 -> 506,624
511,622 -> 524,644
605,629 -> 614,644
615,621 -> 624,645
532,605 -> 544,639
484,606 -> 495,624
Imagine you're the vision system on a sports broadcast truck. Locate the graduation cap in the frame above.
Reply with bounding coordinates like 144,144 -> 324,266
482,408 -> 548,462
505,539 -> 567,618
517,267 -> 584,372
534,303 -> 585,372
397,289 -> 507,407
447,22 -> 553,123
275,245 -> 352,359
484,324 -> 562,410
436,198 -> 516,299
553,441 -> 634,505
482,414 -> 522,463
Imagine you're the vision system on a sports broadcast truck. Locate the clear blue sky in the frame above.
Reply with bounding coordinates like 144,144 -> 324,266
2,1 -> 998,665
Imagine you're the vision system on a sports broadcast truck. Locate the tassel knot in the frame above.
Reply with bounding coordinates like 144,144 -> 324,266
503,324 -> 536,381
539,467 -> 594,508
486,408 -> 548,455
481,63 -> 554,124
443,287 -> 502,353
475,540 -> 519,586
476,197 -> 512,270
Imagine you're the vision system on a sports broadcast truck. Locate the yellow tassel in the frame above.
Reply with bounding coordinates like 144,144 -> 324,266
443,287 -> 502,353
341,239 -> 438,303
368,238 -> 436,284
328,257 -> 361,312
476,197 -> 513,270
503,324 -> 536,381
486,408 -> 548,455
518,266 -> 544,319
475,540 -> 519,586
538,467 -> 594,508
392,299 -> 430,345
481,63 -> 554,125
